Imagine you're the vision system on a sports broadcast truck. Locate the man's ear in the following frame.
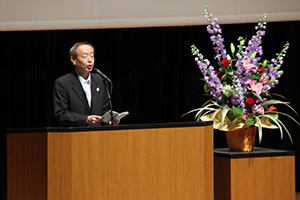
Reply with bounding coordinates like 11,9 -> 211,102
70,56 -> 77,66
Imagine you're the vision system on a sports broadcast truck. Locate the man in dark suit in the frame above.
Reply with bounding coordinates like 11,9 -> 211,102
53,42 -> 110,126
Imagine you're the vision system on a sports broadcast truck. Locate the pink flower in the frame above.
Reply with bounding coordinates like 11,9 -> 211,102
243,60 -> 256,72
252,104 -> 265,114
259,73 -> 269,84
247,80 -> 263,95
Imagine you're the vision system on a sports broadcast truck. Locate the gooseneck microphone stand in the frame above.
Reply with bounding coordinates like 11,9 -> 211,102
104,80 -> 114,123
93,68 -> 114,123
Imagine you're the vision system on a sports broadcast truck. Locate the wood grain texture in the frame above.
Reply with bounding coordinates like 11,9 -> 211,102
7,133 -> 47,200
214,157 -> 231,200
47,126 -> 214,200
7,124 -> 214,200
214,155 -> 295,200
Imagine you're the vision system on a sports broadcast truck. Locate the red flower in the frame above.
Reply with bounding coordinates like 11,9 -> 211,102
245,98 -> 255,107
216,71 -> 224,81
222,59 -> 232,67
267,105 -> 277,112
257,66 -> 265,73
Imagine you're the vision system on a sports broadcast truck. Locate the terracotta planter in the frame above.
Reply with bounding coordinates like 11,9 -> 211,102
225,125 -> 257,151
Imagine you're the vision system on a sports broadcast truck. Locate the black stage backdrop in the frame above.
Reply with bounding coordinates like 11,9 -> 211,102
1,21 -> 300,199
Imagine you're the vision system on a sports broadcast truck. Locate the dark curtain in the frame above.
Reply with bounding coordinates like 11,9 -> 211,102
1,21 -> 300,199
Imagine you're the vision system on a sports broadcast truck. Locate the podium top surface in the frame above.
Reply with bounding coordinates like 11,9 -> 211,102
214,147 -> 295,159
7,121 -> 213,133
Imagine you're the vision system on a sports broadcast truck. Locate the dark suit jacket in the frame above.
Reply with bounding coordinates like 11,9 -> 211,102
53,70 -> 110,126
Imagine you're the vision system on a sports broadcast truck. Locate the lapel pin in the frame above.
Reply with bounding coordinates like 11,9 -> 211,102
96,87 -> 100,92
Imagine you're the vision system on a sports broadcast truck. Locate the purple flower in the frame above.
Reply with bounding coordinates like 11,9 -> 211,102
204,8 -> 227,61
191,8 -> 289,119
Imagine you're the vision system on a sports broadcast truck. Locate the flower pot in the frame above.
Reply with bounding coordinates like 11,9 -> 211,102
225,125 -> 257,151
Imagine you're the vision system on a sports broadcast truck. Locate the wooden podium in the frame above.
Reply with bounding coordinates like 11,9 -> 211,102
7,122 -> 214,200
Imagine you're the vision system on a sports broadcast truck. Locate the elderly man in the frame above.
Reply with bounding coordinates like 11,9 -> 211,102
53,42 -> 110,126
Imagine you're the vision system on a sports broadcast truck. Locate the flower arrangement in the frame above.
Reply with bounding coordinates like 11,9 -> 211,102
187,6 -> 299,143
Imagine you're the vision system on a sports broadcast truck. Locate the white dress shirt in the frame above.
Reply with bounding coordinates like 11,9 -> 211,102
77,72 -> 92,107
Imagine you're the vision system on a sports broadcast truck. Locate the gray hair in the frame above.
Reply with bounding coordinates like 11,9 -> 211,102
69,42 -> 94,58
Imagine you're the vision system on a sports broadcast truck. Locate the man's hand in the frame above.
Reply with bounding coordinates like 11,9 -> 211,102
109,119 -> 120,126
86,115 -> 103,125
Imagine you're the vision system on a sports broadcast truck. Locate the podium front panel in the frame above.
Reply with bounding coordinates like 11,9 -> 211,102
8,122 -> 214,200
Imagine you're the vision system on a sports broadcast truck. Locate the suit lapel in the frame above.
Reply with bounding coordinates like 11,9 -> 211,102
70,71 -> 91,113
91,73 -> 102,112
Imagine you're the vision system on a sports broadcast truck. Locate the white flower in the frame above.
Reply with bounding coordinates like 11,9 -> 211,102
222,85 -> 232,97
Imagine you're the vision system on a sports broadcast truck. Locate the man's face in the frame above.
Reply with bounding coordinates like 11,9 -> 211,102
71,44 -> 95,77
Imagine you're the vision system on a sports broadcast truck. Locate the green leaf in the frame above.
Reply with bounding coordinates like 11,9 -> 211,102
230,43 -> 235,54
255,117 -> 263,143
277,119 -> 293,143
211,109 -> 222,121
245,118 -> 254,125
250,52 -> 257,60
260,99 -> 298,116
253,92 -> 263,102
278,70 -> 284,76
262,60 -> 268,68
259,115 -> 283,140
269,78 -> 276,84
221,107 -> 230,126
204,82 -> 210,93
271,111 -> 300,127
232,106 -> 243,118
231,116 -> 245,125
231,117 -> 240,125
265,113 -> 279,120
270,93 -> 287,99
199,78 -> 206,82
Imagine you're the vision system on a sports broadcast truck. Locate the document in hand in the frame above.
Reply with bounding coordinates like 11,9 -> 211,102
102,110 -> 129,123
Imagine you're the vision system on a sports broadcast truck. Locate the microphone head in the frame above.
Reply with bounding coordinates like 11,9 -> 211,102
92,67 -> 99,73
92,67 -> 111,83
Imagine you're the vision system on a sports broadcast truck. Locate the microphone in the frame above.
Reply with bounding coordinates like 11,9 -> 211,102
92,67 -> 114,122
92,67 -> 111,83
